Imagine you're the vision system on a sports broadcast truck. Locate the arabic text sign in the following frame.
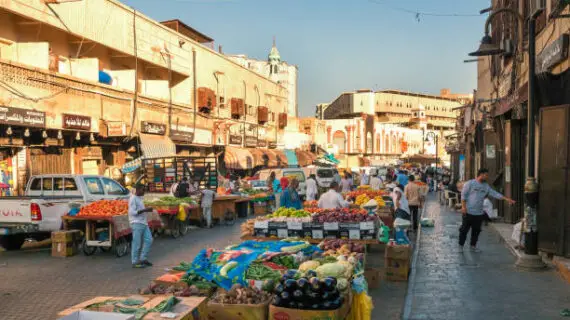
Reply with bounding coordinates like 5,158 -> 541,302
0,106 -> 46,128
140,121 -> 166,135
63,114 -> 91,131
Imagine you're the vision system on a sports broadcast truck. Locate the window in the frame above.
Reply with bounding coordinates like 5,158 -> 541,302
30,178 -> 42,191
102,178 -> 127,195
42,178 -> 53,191
84,177 -> 104,195
64,178 -> 78,191
220,96 -> 225,108
54,178 -> 64,191
283,171 -> 305,182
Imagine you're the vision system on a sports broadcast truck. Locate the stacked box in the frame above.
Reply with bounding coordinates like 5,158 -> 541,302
253,202 -> 268,215
310,223 -> 324,240
339,223 -> 361,240
51,230 -> 81,257
268,221 -> 288,238
384,244 -> 412,281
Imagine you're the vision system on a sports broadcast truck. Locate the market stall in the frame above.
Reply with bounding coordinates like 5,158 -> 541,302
62,200 -> 162,257
144,196 -> 199,238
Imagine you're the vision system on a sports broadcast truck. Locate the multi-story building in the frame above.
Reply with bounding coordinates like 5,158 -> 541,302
0,0 -> 288,194
228,40 -> 298,118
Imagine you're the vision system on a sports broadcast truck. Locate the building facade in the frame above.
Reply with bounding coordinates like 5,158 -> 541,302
0,0 -> 289,193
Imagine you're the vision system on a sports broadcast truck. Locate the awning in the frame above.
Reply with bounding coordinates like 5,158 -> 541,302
139,133 -> 176,158
266,149 -> 288,168
284,149 -> 298,167
249,149 -> 270,167
296,150 -> 316,167
224,146 -> 254,170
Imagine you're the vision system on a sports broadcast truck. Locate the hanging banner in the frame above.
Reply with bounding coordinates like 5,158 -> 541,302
63,114 -> 91,131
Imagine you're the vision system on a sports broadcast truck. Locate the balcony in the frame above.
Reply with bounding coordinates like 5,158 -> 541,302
258,106 -> 269,124
230,98 -> 245,119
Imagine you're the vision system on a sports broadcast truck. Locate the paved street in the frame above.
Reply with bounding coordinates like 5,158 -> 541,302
0,218 -> 406,320
406,198 -> 570,320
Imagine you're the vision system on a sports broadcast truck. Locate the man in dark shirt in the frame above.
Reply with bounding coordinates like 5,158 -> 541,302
175,177 -> 190,198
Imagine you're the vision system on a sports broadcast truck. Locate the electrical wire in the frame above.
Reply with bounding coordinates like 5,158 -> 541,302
0,79 -> 69,102
367,0 -> 481,19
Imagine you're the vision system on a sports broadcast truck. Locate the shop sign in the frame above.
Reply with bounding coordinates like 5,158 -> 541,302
0,106 -> 45,128
140,121 -> 166,135
268,141 -> 277,149
229,135 -> 242,145
107,122 -> 127,137
193,128 -> 212,145
536,34 -> 569,73
258,139 -> 267,147
78,147 -> 103,159
245,136 -> 257,148
494,83 -> 528,116
170,123 -> 194,143
63,114 -> 91,131
486,145 -> 496,159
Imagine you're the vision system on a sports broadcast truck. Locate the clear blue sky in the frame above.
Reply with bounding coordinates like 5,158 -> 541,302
122,0 -> 489,117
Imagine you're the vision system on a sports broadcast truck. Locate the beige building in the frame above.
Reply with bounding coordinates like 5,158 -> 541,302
228,40 -> 298,118
0,0 -> 289,193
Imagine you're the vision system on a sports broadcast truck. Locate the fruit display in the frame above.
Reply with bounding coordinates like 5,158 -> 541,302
144,196 -> 197,206
271,270 -> 344,310
212,284 -> 273,305
357,185 -> 370,189
268,207 -> 311,218
77,200 -> 128,217
303,200 -> 318,208
345,190 -> 388,201
318,239 -> 365,253
310,208 -> 377,223
355,194 -> 371,206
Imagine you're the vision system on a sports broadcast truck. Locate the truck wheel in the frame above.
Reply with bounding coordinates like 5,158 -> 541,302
114,237 -> 129,258
81,238 -> 97,256
0,235 -> 26,251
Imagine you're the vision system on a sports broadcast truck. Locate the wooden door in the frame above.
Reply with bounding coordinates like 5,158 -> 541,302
510,121 -> 526,223
538,106 -> 568,254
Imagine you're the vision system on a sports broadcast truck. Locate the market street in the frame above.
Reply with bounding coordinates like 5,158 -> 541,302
406,198 -> 570,320
0,218 -> 406,320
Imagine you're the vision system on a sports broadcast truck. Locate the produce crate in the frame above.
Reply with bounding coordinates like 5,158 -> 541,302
268,292 -> 351,320
385,244 -> 412,260
206,295 -> 272,320
364,267 -> 382,289
254,204 -> 268,216
51,230 -> 81,257
384,258 -> 410,282
268,222 -> 288,238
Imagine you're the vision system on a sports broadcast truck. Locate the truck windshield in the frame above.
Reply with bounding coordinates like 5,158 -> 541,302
283,171 -> 305,182
317,170 -> 333,178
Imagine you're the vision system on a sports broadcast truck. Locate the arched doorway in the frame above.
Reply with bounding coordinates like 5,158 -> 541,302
333,130 -> 346,153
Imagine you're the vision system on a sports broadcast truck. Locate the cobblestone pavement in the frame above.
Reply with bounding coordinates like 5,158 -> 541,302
406,197 -> 570,320
0,217 -> 407,319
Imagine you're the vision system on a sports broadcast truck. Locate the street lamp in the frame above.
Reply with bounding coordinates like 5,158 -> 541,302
468,7 -> 545,270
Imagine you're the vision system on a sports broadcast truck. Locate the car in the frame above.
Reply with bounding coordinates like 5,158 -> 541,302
258,168 -> 307,199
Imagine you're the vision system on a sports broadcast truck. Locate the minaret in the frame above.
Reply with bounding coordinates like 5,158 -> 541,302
268,36 -> 281,80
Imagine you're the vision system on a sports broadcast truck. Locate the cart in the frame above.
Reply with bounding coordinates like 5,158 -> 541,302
62,212 -> 162,257
212,195 -> 239,226
151,204 -> 196,238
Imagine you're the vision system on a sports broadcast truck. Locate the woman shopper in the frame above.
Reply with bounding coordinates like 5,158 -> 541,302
280,178 -> 303,209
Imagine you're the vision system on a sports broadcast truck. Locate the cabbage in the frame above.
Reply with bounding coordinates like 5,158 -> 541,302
298,260 -> 321,273
336,260 -> 354,278
315,262 -> 347,278
336,278 -> 349,291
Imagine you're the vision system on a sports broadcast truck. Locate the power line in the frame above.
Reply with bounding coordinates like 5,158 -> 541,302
367,0 -> 481,19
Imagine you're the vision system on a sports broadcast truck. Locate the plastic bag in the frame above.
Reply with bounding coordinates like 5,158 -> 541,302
177,204 -> 188,222
378,225 -> 390,243
346,291 -> 373,320
395,228 -> 410,245
512,221 -> 524,246
420,217 -> 435,227
394,218 -> 411,229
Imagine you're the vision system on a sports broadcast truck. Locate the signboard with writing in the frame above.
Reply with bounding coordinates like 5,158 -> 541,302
107,122 -> 126,136
170,123 -> 195,142
140,121 -> 166,135
268,141 -> 277,149
245,136 -> 257,148
537,34 -> 569,73
229,135 -> 242,145
257,139 -> 267,147
63,114 -> 91,131
0,106 -> 45,128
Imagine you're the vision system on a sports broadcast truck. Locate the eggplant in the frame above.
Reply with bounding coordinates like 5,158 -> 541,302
281,274 -> 291,282
285,269 -> 298,279
305,289 -> 319,301
309,277 -> 321,292
272,296 -> 283,307
284,279 -> 298,292
292,289 -> 304,301
274,283 -> 285,294
296,278 -> 309,291
280,291 -> 291,303
323,277 -> 337,291
327,290 -> 340,300
322,291 -> 332,300
305,270 -> 318,278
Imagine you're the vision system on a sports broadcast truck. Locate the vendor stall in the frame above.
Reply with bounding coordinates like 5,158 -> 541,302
144,196 -> 198,238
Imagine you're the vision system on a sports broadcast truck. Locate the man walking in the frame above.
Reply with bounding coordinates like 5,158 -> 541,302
460,168 -> 515,252
129,184 -> 154,268
405,175 -> 422,231
201,187 -> 216,228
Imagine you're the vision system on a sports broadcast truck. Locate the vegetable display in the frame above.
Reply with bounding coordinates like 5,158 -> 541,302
319,239 -> 365,253
77,200 -> 128,217
345,190 -> 388,200
272,271 -> 344,310
270,255 -> 298,269
268,207 -> 311,218
212,284 -> 273,305
245,263 -> 281,282
310,208 -> 377,223
303,200 -> 318,208
144,196 -> 197,206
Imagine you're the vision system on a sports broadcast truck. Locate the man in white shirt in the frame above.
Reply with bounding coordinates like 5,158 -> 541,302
201,188 -> 216,228
360,169 -> 369,186
318,181 -> 350,209
129,184 -> 154,268
370,174 -> 382,190
306,174 -> 318,201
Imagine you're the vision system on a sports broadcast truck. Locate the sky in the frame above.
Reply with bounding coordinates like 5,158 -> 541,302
121,0 -> 489,117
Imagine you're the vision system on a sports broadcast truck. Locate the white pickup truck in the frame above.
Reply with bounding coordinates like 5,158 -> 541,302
0,174 -> 130,250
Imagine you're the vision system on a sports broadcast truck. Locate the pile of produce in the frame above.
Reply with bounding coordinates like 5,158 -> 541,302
357,185 -> 370,189
272,269 -> 345,310
245,263 -> 282,282
319,239 -> 365,253
345,190 -> 388,200
268,207 -> 311,218
310,208 -> 377,223
240,217 -> 267,237
140,281 -> 212,297
212,284 -> 273,305
77,200 -> 128,217
144,196 -> 197,206
303,200 -> 318,208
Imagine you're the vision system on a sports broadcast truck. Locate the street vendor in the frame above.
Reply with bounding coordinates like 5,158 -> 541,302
280,177 -> 302,209
318,181 -> 350,209
129,184 -> 154,269
201,188 -> 216,228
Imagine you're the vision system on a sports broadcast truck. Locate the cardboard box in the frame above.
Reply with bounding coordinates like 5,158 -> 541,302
52,230 -> 81,242
268,295 -> 351,320
384,258 -> 410,281
287,229 -> 303,238
364,267 -> 381,289
59,311 -> 134,320
253,228 -> 270,237
385,244 -> 411,260
52,240 -> 78,257
206,296 -> 271,320
254,205 -> 268,215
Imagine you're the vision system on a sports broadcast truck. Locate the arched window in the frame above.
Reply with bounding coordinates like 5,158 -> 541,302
333,130 -> 346,153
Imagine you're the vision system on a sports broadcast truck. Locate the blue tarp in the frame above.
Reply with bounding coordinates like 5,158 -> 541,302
284,149 -> 298,167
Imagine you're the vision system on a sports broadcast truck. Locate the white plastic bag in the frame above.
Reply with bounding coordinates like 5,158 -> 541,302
394,218 -> 411,229
511,221 -> 524,246
420,217 -> 435,227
